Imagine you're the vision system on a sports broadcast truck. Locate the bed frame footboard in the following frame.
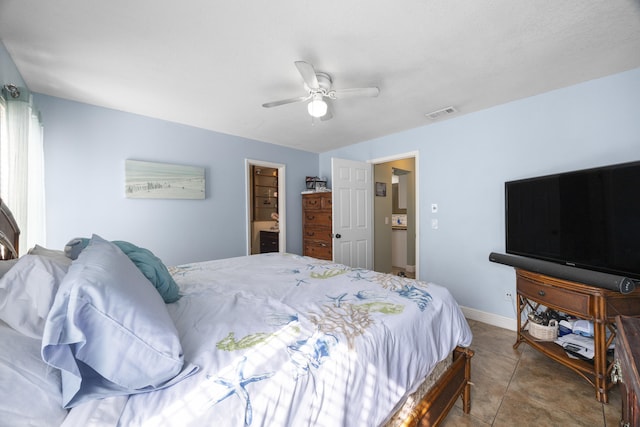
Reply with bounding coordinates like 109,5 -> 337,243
402,346 -> 474,427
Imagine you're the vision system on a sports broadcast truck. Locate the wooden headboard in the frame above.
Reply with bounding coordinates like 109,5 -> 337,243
0,198 -> 20,260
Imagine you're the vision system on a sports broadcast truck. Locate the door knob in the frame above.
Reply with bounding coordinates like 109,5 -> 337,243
335,234 -> 342,239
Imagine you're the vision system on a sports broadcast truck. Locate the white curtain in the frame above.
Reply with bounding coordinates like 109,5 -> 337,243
0,86 -> 46,254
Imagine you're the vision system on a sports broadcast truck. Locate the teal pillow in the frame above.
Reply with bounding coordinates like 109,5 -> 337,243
64,237 -> 180,303
114,241 -> 180,303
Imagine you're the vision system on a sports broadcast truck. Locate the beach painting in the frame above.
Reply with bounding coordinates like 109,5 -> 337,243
125,159 -> 205,199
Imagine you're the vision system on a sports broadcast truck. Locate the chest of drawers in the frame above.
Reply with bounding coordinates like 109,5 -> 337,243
613,316 -> 640,427
302,192 -> 332,260
259,230 -> 279,253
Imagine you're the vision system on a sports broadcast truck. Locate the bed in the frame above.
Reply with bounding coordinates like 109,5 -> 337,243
0,197 -> 473,426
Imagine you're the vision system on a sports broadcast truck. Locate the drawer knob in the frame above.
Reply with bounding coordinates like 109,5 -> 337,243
538,290 -> 546,297
611,359 -> 624,384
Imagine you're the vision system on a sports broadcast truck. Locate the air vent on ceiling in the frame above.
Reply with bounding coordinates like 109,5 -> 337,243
425,106 -> 457,120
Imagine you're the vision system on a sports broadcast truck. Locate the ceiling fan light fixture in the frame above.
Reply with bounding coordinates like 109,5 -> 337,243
263,61 -> 377,121
307,95 -> 327,118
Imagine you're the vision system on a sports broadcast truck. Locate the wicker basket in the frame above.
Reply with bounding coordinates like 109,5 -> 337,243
528,319 -> 558,341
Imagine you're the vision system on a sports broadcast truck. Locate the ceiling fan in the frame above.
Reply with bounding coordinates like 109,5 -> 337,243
262,61 -> 379,120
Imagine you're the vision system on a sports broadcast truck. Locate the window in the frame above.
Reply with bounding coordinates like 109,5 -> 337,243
0,86 -> 46,253
0,97 -> 7,199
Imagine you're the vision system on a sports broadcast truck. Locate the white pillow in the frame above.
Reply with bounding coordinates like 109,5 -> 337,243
28,244 -> 73,266
0,322 -> 67,426
0,255 -> 70,338
42,234 -> 190,408
0,258 -> 18,278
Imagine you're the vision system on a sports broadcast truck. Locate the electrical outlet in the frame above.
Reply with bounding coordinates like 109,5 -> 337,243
503,290 -> 513,301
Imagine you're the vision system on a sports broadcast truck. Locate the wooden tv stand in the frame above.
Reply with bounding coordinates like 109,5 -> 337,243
513,269 -> 640,403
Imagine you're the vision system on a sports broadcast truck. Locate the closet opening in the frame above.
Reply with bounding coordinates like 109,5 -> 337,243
246,160 -> 286,255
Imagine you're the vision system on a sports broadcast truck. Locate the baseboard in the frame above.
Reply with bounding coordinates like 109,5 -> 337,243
460,306 -> 517,331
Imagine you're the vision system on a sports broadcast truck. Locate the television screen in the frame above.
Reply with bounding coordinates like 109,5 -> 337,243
505,161 -> 640,280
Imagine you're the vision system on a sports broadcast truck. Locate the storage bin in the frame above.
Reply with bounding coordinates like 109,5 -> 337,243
528,319 -> 558,341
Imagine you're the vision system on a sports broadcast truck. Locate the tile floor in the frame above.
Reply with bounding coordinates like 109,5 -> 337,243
440,320 -> 622,426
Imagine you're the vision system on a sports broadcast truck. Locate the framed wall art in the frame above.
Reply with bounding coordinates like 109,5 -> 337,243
125,159 -> 205,199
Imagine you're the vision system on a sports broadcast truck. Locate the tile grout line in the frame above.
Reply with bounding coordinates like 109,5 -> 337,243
511,344 -> 608,426
489,345 -> 524,426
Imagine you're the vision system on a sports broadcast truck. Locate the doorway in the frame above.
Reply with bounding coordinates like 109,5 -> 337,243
245,159 -> 286,255
371,153 -> 418,277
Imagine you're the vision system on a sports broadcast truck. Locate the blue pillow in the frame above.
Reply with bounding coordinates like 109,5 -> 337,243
42,235 -> 194,408
65,237 -> 180,303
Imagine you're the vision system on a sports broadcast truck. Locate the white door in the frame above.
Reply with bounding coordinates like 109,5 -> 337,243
331,157 -> 372,269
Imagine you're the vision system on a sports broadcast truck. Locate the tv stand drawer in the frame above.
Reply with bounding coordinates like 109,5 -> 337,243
517,275 -> 591,317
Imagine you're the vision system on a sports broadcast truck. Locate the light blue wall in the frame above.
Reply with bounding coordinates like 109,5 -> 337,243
35,95 -> 318,266
320,68 -> 640,319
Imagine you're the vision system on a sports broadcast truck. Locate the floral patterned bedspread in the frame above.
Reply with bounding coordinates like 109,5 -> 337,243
68,253 -> 472,427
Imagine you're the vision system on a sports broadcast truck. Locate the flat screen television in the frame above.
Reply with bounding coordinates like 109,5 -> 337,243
505,161 -> 640,281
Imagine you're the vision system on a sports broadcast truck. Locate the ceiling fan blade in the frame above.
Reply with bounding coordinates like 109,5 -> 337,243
332,87 -> 380,99
294,61 -> 319,90
262,95 -> 309,108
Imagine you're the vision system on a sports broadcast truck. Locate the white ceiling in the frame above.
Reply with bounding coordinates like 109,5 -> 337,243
1,1 -> 639,153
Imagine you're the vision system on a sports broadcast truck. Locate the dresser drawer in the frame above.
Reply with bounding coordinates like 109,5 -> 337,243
259,231 -> 279,253
302,194 -> 332,210
303,227 -> 332,242
303,239 -> 332,260
518,275 -> 591,316
303,211 -> 332,226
